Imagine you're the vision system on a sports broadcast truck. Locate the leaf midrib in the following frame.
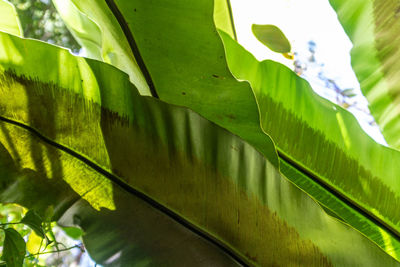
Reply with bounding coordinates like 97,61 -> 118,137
104,0 -> 159,98
102,0 -> 400,242
278,150 -> 400,240
90,0 -> 400,247
0,115 -> 249,266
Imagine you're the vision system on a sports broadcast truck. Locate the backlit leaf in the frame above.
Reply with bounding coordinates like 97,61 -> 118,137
0,0 -> 22,37
1,228 -> 25,267
26,231 -> 43,255
252,24 -> 291,53
329,0 -> 400,149
20,210 -> 45,238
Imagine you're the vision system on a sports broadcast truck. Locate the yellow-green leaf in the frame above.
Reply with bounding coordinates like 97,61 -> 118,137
26,231 -> 43,255
0,0 -> 22,37
252,24 -> 291,53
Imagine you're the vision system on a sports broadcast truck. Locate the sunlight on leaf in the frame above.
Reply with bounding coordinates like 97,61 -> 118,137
0,0 -> 22,37
252,24 -> 291,53
26,231 -> 43,255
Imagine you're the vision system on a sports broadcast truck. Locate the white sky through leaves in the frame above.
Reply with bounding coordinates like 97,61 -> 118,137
230,0 -> 387,145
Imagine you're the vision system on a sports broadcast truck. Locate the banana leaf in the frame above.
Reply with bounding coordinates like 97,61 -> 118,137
53,0 -> 281,172
220,29 -> 400,256
0,0 -> 22,37
329,0 -> 400,149
213,0 -> 236,40
0,0 -> 397,266
52,0 -> 151,96
52,0 -> 103,60
1,22 -> 400,265
61,0 -> 400,246
49,0 -> 400,261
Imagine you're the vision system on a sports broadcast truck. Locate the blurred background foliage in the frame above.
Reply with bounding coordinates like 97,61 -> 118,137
0,203 -> 86,266
9,0 -> 80,53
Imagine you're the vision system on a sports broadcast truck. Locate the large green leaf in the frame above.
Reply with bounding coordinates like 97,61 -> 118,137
51,0 -> 151,96
56,0 -> 400,261
55,0 -> 280,169
0,0 -> 22,37
328,0 -> 400,149
220,29 -> 400,254
0,30 -> 398,265
78,0 -> 400,247
213,0 -> 236,40
0,119 -> 240,266
52,0 -> 103,60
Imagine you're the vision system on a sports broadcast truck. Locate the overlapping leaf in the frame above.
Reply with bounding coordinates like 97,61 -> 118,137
67,0 -> 400,253
0,0 -> 22,37
329,0 -> 400,149
0,29 -> 399,265
48,0 -> 400,262
103,0 -> 280,167
52,0 -> 103,60
52,0 -> 151,95
213,0 -> 236,40
220,29 -> 400,258
1,0 -> 400,265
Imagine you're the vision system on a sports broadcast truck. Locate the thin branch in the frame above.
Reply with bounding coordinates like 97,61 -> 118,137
26,244 -> 83,257
0,222 -> 21,227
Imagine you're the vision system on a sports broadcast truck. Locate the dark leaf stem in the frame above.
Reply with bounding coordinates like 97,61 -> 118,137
0,115 -> 248,266
278,150 -> 400,240
225,0 -> 237,40
104,0 -> 159,98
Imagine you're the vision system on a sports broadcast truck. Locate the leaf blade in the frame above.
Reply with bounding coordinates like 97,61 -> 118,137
0,29 -> 398,265
2,228 -> 26,267
20,210 -> 45,238
0,0 -> 22,37
220,29 -> 400,242
329,0 -> 400,149
252,24 -> 291,53
51,0 -> 151,95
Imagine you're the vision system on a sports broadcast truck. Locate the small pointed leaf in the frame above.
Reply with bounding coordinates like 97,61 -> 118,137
341,88 -> 356,98
252,24 -> 291,53
61,226 -> 83,240
20,210 -> 45,238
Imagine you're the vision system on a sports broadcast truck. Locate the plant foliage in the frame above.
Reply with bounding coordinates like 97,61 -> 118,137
0,0 -> 399,266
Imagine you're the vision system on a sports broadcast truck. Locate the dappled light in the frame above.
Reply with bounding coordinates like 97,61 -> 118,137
1,0 -> 400,266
